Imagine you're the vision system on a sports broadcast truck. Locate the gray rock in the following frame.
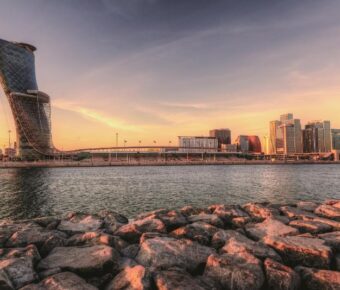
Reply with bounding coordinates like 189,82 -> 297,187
187,214 -> 224,228
289,220 -> 332,234
264,258 -> 300,290
296,201 -> 319,212
154,268 -> 217,290
242,203 -> 279,220
305,216 -> 340,231
20,271 -> 97,290
58,214 -> 103,235
136,237 -> 215,273
170,222 -> 219,246
0,269 -> 13,290
220,231 -> 282,261
336,254 -> 340,271
204,252 -> 265,290
98,210 -> 128,234
263,235 -> 332,268
212,205 -> 249,224
315,204 -> 340,221
211,229 -> 245,249
296,266 -> 340,290
105,265 -> 151,290
114,218 -> 166,243
38,245 -> 119,276
0,244 -> 41,265
180,206 -> 210,217
280,206 -> 316,219
318,231 -> 340,251
121,244 -> 140,259
0,257 -> 38,289
245,218 -> 299,240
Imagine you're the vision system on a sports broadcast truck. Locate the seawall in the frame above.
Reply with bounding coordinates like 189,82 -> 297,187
1,200 -> 340,289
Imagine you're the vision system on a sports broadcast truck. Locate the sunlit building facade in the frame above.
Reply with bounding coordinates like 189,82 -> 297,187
0,39 -> 54,159
303,121 -> 332,153
209,128 -> 231,148
178,136 -> 218,152
235,135 -> 261,153
332,129 -> 340,150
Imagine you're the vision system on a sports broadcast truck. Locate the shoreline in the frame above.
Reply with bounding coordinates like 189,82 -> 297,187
1,199 -> 340,289
1,159 -> 340,168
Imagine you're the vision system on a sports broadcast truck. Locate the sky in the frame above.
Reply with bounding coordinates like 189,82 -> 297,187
1,0 -> 340,150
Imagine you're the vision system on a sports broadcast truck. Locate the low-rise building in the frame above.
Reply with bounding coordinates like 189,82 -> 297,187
221,143 -> 238,152
209,129 -> 231,148
235,135 -> 262,153
178,136 -> 218,152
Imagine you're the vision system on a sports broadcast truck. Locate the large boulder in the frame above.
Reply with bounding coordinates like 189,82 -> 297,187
153,268 -> 217,290
170,222 -> 219,246
245,218 -> 299,240
0,257 -> 38,289
315,204 -> 340,221
105,265 -> 151,290
0,244 -> 41,264
98,210 -> 128,234
263,235 -> 332,268
204,252 -> 264,290
318,231 -> 340,251
38,245 -> 119,276
264,258 -> 300,290
136,237 -> 214,274
289,220 -> 332,234
57,213 -> 103,235
114,218 -> 166,243
296,201 -> 319,212
242,203 -> 279,220
220,230 -> 282,261
0,269 -> 13,290
296,266 -> 340,290
187,214 -> 224,228
20,271 -> 97,290
212,205 -> 249,224
280,206 -> 316,219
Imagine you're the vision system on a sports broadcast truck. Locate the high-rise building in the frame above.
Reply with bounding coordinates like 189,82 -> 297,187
0,39 -> 55,159
303,121 -> 332,153
209,129 -> 231,148
332,129 -> 340,150
269,113 -> 303,154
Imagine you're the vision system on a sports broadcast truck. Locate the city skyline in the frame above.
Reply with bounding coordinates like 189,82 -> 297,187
1,0 -> 340,149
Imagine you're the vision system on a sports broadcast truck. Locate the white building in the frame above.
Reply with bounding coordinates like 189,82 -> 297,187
178,136 -> 218,153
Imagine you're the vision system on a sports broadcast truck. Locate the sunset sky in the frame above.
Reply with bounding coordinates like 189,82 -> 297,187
1,0 -> 340,150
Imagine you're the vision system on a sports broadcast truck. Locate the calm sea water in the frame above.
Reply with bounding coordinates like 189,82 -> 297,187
0,165 -> 339,220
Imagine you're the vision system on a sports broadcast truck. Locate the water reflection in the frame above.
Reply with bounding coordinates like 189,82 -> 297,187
0,165 -> 339,220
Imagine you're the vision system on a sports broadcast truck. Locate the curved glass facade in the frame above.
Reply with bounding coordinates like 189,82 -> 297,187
0,39 -> 54,159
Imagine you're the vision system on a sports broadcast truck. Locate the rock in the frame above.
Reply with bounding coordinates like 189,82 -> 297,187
245,218 -> 299,240
20,271 -> 97,290
211,229 -> 244,249
263,235 -> 332,268
305,216 -> 340,231
136,237 -> 215,274
105,265 -> 151,290
58,214 -> 103,235
264,258 -> 300,290
204,252 -> 264,290
220,231 -> 282,261
114,218 -> 166,243
212,205 -> 249,224
289,220 -> 332,234
154,268 -> 216,290
170,222 -> 219,246
318,231 -> 340,251
38,267 -> 62,280
5,223 -> 66,249
158,210 -> 188,231
0,244 -> 41,264
30,217 -> 60,228
0,257 -> 38,288
296,266 -> 340,290
280,206 -> 316,219
325,199 -> 340,207
38,245 -> 119,276
121,244 -> 140,259
0,269 -> 13,290
242,203 -> 279,220
180,206 -> 210,217
0,224 -> 21,247
87,273 -> 113,289
40,234 -> 66,257
98,210 -> 128,234
297,201 -> 319,212
139,232 -> 168,244
187,214 -> 224,228
315,204 -> 340,221
231,216 -> 251,227
336,254 -> 340,271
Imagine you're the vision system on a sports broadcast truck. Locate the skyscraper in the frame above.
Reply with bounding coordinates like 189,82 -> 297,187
303,121 -> 332,153
0,39 -> 54,159
269,113 -> 303,154
332,129 -> 340,150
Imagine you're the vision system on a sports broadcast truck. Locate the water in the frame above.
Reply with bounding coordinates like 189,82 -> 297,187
0,165 -> 339,220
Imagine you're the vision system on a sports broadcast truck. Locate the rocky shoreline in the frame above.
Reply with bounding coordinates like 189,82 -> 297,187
1,200 -> 340,289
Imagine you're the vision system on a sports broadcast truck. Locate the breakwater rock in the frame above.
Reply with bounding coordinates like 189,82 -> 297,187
1,200 -> 340,289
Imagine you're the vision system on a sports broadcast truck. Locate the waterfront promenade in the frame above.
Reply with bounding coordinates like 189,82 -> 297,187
0,199 -> 340,289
